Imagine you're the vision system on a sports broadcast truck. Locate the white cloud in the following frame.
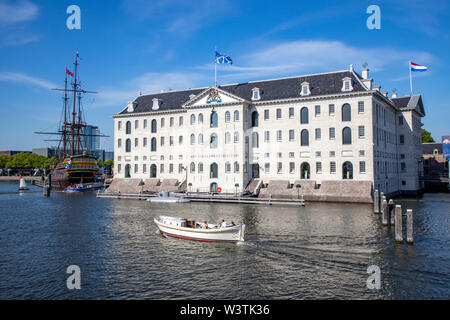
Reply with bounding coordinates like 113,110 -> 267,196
0,72 -> 57,90
0,0 -> 38,24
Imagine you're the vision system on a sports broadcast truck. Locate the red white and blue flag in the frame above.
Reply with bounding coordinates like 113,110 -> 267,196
410,62 -> 427,72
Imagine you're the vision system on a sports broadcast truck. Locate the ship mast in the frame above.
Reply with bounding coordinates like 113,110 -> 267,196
71,49 -> 79,156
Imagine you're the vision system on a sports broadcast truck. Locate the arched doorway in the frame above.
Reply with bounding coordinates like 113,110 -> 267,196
210,182 -> 218,193
125,164 -> 131,178
300,162 -> 310,179
252,163 -> 260,179
343,161 -> 353,179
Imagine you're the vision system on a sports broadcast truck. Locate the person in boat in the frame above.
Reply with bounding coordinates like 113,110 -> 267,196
202,221 -> 208,229
231,221 -> 236,226
220,219 -> 227,228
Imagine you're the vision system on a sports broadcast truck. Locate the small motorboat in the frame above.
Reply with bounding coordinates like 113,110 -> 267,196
147,192 -> 190,203
18,176 -> 29,191
63,184 -> 88,193
154,216 -> 245,243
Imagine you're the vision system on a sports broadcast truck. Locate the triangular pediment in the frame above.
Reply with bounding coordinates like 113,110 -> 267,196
183,87 -> 246,108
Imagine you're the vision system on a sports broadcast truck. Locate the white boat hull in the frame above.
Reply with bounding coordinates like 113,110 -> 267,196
154,216 -> 245,243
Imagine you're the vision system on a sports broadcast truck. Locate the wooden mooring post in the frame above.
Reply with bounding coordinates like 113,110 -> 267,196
388,199 -> 395,225
406,209 -> 414,244
395,205 -> 403,243
381,197 -> 388,225
374,189 -> 380,213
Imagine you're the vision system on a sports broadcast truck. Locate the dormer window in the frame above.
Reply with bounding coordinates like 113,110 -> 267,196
152,98 -> 161,110
301,82 -> 310,96
341,77 -> 353,92
127,101 -> 136,112
252,88 -> 261,101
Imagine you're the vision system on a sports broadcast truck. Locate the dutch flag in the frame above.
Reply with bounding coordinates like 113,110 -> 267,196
410,61 -> 427,72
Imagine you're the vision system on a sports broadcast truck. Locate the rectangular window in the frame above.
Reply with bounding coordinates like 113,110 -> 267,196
316,162 -> 322,173
161,136 -> 165,146
179,136 -> 183,145
160,164 -> 164,174
359,150 -> 365,156
135,138 -> 138,147
329,104 -> 335,115
117,139 -> 122,148
289,152 -> 295,158
330,161 -> 336,173
289,162 -> 295,174
118,164 -> 121,173
289,107 -> 294,118
400,135 -> 405,144
277,130 -> 282,142
289,130 -> 294,141
358,101 -> 364,113
360,161 -> 366,173
265,163 -> 270,173
277,152 -> 282,158
358,125 -> 365,138
401,162 -> 406,171
143,137 -> 147,147
134,164 -> 138,173
178,164 -> 183,173
399,116 -> 404,125
135,120 -> 139,129
169,164 -> 174,173
277,162 -> 282,174
170,136 -> 174,146
329,127 -> 335,139
118,121 -> 122,130
264,109 -> 269,120
315,151 -> 321,157
179,116 -> 183,126
143,119 -> 147,128
400,154 -> 405,159
276,108 -> 282,119
143,164 -> 147,173
315,105 -> 320,116
170,117 -> 174,127
264,131 -> 270,142
330,151 -> 335,157
161,118 -> 165,127
265,153 -> 270,158
315,128 -> 321,140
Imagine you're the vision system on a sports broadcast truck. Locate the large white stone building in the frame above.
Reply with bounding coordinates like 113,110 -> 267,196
111,66 -> 425,200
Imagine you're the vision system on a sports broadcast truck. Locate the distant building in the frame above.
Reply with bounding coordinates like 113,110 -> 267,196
32,148 -> 58,158
0,151 -> 31,156
105,151 -> 114,161
422,137 -> 449,192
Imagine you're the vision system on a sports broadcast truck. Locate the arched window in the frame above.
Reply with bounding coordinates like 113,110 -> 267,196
225,162 -> 231,173
342,127 -> 352,145
234,162 -> 240,173
150,164 -> 157,178
225,111 -> 230,123
301,162 -> 310,179
343,161 -> 353,179
190,134 -> 196,145
225,132 -> 231,144
126,139 -> 131,152
126,121 -> 131,134
234,132 -> 239,143
252,132 -> 259,148
342,103 -> 351,121
210,163 -> 218,178
210,182 -> 218,193
190,162 -> 195,173
151,119 -> 157,133
210,133 -> 218,148
234,110 -> 239,121
198,113 -> 204,123
198,133 -> 203,144
210,111 -> 218,128
198,162 -> 204,173
190,114 -> 196,125
151,137 -> 157,151
125,164 -> 131,178
301,129 -> 309,146
300,107 -> 309,124
251,111 -> 259,127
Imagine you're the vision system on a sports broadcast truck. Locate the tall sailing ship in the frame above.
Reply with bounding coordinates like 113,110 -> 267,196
36,50 -> 106,188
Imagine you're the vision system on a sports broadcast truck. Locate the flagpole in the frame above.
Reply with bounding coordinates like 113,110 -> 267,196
214,46 -> 217,88
409,60 -> 413,95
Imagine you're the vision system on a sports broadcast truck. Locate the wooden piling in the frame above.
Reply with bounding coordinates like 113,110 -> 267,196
395,205 -> 403,243
406,209 -> 414,244
381,198 -> 388,226
374,189 -> 379,213
388,199 -> 395,225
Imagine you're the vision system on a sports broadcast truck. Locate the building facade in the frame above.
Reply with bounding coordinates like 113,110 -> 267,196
112,66 -> 425,197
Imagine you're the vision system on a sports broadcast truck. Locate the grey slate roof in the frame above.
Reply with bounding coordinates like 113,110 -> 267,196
119,70 -> 367,115
392,94 -> 425,116
422,143 -> 442,154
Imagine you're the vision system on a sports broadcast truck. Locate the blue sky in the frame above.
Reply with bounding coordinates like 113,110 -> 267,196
0,0 -> 449,151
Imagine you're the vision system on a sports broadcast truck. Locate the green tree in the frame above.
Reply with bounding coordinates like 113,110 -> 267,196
97,158 -> 104,168
422,128 -> 435,143
0,155 -> 10,168
104,159 -> 114,168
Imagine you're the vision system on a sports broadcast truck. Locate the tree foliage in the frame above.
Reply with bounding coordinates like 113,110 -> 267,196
421,128 -> 435,143
0,153 -> 58,169
103,159 -> 114,168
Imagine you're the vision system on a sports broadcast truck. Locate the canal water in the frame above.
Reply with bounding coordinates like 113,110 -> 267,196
0,181 -> 448,299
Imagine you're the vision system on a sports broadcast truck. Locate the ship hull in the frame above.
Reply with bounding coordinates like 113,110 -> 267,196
51,154 -> 98,188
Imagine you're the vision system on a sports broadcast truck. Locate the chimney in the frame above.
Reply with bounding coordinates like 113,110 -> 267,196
361,68 -> 369,80
373,85 -> 381,91
349,64 -> 354,72
392,92 -> 398,98
382,91 -> 388,97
